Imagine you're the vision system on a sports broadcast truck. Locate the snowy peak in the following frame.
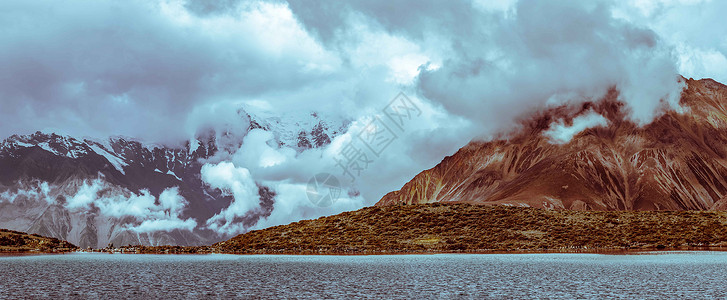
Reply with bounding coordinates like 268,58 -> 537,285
0,130 -> 227,178
1,132 -> 91,158
1,106 -> 350,165
245,110 -> 349,151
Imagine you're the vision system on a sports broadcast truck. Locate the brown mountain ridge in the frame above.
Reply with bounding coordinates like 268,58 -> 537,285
378,78 -> 727,211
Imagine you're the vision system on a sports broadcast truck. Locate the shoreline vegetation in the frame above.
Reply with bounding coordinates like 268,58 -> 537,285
0,229 -> 78,253
6,203 -> 727,255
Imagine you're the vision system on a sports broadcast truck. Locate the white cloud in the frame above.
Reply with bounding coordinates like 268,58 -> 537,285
65,180 -> 197,233
0,0 -> 341,143
614,0 -> 727,84
201,161 -> 262,236
3,0 -> 727,238
0,177 -> 197,233
133,218 -> 197,233
231,129 -> 291,168
66,179 -> 105,210
249,181 -> 363,230
0,180 -> 54,204
675,45 -> 727,82
544,111 -> 610,144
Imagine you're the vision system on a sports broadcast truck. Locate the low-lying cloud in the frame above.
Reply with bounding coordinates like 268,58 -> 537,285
62,178 -> 197,233
544,111 -> 610,144
201,161 -> 261,236
0,180 -> 53,204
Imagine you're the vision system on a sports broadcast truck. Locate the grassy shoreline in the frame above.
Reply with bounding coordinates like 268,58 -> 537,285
10,246 -> 727,255
8,203 -> 727,255
56,246 -> 727,255
213,203 -> 727,254
0,229 -> 78,253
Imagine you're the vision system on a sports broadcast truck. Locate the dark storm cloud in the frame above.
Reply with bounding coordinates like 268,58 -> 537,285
0,0 -> 698,144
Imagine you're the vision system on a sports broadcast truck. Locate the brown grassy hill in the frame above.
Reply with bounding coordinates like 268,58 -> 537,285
0,229 -> 78,252
215,203 -> 727,254
378,78 -> 727,211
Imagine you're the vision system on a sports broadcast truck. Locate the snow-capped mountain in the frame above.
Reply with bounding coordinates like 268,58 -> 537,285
0,110 -> 349,248
244,108 -> 349,151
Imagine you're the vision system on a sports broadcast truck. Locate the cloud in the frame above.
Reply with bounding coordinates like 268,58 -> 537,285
249,181 -> 363,230
543,111 -> 609,144
613,0 -> 727,84
65,180 -> 197,233
411,0 -> 682,137
201,161 -> 262,235
675,45 -> 727,83
0,180 -> 53,204
65,179 -> 105,210
185,101 -> 252,154
0,0 -> 340,144
3,0 -> 725,237
183,0 -> 695,235
133,218 -> 197,233
0,177 -> 197,233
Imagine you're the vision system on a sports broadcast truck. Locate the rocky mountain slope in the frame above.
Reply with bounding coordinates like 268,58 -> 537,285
378,78 -> 727,211
0,109 -> 347,248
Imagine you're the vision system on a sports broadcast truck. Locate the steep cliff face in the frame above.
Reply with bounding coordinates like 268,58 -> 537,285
378,78 -> 727,211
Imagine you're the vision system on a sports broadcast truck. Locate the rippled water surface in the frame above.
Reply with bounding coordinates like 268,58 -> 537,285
1,252 -> 727,299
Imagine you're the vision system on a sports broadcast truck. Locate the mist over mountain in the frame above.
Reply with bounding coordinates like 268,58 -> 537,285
0,110 -> 351,248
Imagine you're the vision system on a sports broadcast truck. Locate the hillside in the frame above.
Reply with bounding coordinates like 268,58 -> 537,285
0,229 -> 78,252
214,203 -> 727,254
378,78 -> 727,211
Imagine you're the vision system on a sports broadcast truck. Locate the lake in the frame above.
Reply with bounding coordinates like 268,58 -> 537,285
1,252 -> 726,299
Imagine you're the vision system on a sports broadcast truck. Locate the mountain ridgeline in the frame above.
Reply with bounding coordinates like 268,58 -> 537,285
378,78 -> 727,211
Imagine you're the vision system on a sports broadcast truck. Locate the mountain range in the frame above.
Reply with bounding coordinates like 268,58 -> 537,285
0,109 -> 347,248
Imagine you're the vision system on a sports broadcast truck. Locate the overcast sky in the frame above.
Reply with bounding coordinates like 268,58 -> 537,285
1,0 -> 726,233
0,0 -> 725,143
